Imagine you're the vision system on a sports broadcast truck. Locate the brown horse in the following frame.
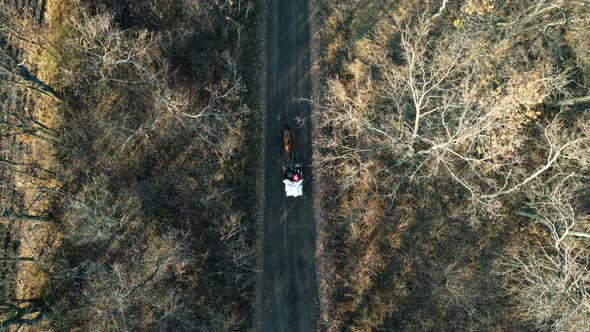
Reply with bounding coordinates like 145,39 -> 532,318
283,122 -> 293,160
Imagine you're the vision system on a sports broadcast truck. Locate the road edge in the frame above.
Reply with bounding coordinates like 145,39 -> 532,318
309,1 -> 335,331
253,0 -> 267,330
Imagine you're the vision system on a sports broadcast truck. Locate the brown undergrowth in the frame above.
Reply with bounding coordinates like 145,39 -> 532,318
1,0 -> 260,330
314,0 -> 590,330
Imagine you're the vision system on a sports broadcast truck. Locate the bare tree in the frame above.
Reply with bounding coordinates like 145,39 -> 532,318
78,251 -> 189,331
515,175 -> 590,245
56,11 -> 247,152
61,175 -> 139,247
499,243 -> 590,331
48,229 -> 194,331
315,0 -> 590,330
317,2 -> 589,205
498,175 -> 590,330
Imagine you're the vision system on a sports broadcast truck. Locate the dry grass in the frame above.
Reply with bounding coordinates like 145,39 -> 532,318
2,0 -> 259,330
314,1 -> 590,330
0,2 -> 65,329
16,221 -> 60,299
320,176 -> 532,331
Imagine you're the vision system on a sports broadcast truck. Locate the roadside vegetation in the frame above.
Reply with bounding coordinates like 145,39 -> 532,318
1,0 -> 258,330
314,0 -> 590,330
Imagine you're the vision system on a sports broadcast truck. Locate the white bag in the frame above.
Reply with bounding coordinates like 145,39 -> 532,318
283,179 -> 303,197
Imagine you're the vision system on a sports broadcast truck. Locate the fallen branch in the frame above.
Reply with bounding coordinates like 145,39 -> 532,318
513,209 -> 590,240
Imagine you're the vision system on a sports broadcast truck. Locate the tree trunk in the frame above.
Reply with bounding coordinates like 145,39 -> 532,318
513,209 -> 590,240
0,208 -> 54,223
554,95 -> 590,106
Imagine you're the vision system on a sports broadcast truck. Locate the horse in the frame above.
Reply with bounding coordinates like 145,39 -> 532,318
283,122 -> 293,161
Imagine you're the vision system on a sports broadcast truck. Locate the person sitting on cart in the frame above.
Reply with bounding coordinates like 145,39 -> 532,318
285,170 -> 302,182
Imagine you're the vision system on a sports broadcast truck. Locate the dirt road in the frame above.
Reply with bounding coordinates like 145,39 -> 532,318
259,0 -> 318,330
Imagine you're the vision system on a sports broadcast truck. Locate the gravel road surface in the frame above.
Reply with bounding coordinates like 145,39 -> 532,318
260,0 -> 318,330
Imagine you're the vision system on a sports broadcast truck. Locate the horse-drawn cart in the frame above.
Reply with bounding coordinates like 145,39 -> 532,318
282,122 -> 303,197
